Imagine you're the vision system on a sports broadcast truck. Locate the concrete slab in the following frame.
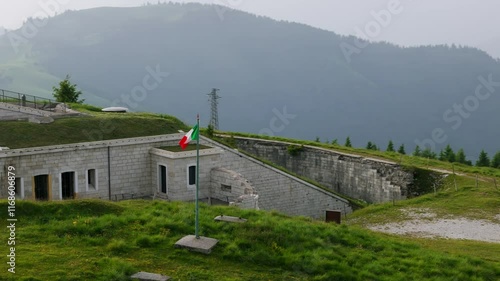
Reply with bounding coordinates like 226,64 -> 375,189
174,235 -> 218,254
130,271 -> 170,281
28,116 -> 54,124
214,215 -> 248,223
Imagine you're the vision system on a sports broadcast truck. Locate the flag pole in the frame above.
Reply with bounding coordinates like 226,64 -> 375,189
195,114 -> 200,239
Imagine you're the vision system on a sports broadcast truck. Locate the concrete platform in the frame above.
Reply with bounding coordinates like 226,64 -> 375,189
214,215 -> 248,223
174,235 -> 218,254
130,271 -> 170,281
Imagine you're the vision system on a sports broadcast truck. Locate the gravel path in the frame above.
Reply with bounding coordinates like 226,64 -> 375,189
367,209 -> 500,243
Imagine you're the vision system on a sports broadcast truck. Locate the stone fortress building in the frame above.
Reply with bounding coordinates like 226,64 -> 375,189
0,133 -> 354,219
0,98 -> 418,220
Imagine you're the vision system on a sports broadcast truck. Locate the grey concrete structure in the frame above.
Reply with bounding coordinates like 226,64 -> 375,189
0,102 -> 82,121
0,134 -> 353,219
210,167 -> 257,205
174,235 -> 219,254
230,137 -> 414,203
202,138 -> 352,218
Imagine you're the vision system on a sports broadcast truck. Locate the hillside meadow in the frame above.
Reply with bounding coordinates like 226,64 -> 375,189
0,199 -> 498,281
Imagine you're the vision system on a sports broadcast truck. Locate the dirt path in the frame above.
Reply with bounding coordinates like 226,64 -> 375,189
367,209 -> 500,243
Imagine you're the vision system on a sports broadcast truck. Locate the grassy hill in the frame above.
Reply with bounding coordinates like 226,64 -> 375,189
0,199 -> 498,281
0,104 -> 187,149
0,105 -> 499,280
344,180 -> 500,265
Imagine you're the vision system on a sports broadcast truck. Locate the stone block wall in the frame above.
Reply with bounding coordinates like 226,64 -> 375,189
150,147 -> 222,202
202,138 -> 352,219
231,137 -> 414,203
0,133 -> 354,219
0,135 -> 181,201
210,167 -> 256,204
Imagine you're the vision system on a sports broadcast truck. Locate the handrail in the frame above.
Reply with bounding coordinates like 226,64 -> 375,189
0,88 -> 56,110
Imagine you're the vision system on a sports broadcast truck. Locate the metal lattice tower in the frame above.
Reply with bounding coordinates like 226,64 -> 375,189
207,88 -> 221,130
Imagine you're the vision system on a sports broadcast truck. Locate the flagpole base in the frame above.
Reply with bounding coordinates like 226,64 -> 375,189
174,235 -> 218,254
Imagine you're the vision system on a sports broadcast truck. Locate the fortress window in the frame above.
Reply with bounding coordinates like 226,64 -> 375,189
221,184 -> 232,192
187,165 -> 196,188
34,174 -> 49,200
61,171 -> 76,199
87,169 -> 97,191
159,165 -> 167,194
14,178 -> 24,199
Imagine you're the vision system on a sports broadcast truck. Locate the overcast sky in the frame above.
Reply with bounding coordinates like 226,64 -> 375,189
1,0 -> 499,58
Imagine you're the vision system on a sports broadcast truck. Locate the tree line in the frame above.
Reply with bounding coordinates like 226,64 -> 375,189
315,136 -> 500,169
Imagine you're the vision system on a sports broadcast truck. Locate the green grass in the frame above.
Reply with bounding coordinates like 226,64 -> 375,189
345,175 -> 500,224
343,175 -> 500,266
0,103 -> 187,148
0,199 -> 498,281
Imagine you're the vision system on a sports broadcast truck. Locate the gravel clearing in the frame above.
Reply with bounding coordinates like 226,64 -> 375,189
367,209 -> 500,243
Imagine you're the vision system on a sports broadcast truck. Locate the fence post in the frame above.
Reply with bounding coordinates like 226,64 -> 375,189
34,96 -> 37,109
452,164 -> 457,191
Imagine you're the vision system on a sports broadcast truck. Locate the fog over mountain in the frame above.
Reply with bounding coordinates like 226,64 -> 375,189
0,3 -> 499,160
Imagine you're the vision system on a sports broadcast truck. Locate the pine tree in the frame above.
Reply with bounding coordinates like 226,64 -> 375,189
413,145 -> 421,157
366,141 -> 374,150
398,144 -> 406,155
345,136 -> 352,147
438,149 -> 446,161
421,148 -> 437,159
444,145 -> 455,162
366,141 -> 379,150
386,140 -> 395,152
52,74 -> 84,103
315,137 -> 320,142
206,124 -> 214,138
491,151 -> 500,169
331,139 -> 338,145
455,148 -> 467,164
476,150 -> 490,167
439,145 -> 456,162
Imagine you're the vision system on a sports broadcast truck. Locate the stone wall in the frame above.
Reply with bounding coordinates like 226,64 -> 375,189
150,147 -> 222,202
202,138 -> 352,218
230,137 -> 414,203
0,133 -> 354,219
0,135 -> 181,201
210,167 -> 256,203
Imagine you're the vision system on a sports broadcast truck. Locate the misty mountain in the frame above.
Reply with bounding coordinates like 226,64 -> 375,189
0,3 -> 499,160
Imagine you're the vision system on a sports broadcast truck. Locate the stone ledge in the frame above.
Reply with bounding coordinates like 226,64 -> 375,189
214,215 -> 248,223
174,235 -> 218,254
0,134 -> 180,158
150,147 -> 223,159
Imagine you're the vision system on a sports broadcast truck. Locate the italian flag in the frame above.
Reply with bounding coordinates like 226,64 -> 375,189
179,124 -> 199,149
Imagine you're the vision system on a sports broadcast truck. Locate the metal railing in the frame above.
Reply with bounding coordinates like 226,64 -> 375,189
0,89 -> 57,110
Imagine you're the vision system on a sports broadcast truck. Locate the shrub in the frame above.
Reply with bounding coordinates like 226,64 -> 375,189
287,144 -> 304,156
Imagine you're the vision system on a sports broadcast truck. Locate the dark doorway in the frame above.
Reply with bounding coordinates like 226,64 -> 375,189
14,178 -> 22,196
61,172 -> 75,199
159,165 -> 167,194
34,175 -> 49,200
188,165 -> 196,185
